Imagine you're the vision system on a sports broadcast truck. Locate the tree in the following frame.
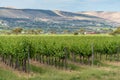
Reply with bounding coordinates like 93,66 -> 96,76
50,31 -> 56,34
27,29 -> 36,34
74,32 -> 79,35
12,28 -> 23,34
79,28 -> 86,34
36,29 -> 43,34
110,27 -> 120,35
114,27 -> 120,34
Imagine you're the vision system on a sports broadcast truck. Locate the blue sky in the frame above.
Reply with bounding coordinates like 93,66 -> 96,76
0,0 -> 120,12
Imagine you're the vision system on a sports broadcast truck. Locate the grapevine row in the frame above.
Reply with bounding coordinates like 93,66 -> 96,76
0,36 -> 120,72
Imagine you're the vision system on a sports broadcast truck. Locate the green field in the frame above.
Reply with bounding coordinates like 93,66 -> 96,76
0,35 -> 120,80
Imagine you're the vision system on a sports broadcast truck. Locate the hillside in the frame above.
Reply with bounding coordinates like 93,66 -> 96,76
79,11 -> 120,23
0,7 -> 119,32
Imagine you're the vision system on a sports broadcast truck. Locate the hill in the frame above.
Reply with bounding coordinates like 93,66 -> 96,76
0,7 -> 119,32
79,11 -> 120,23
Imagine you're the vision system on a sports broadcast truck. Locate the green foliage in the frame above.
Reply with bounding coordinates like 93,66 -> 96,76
110,27 -> 120,35
74,32 -> 79,35
0,36 -> 120,60
114,27 -> 120,34
12,28 -> 23,34
0,35 -> 120,72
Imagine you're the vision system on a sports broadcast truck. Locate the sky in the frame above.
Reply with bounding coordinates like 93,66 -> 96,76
0,0 -> 120,12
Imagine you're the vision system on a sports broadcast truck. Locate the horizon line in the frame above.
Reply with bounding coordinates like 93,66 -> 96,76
0,6 -> 120,12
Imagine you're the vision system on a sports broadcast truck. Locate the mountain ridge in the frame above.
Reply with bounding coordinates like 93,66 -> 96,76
0,7 -> 119,32
79,11 -> 120,23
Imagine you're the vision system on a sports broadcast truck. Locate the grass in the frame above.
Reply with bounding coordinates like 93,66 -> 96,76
0,33 -> 112,36
0,67 -> 26,80
1,60 -> 120,80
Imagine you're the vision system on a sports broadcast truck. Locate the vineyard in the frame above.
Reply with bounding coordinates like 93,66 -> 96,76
0,35 -> 120,72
